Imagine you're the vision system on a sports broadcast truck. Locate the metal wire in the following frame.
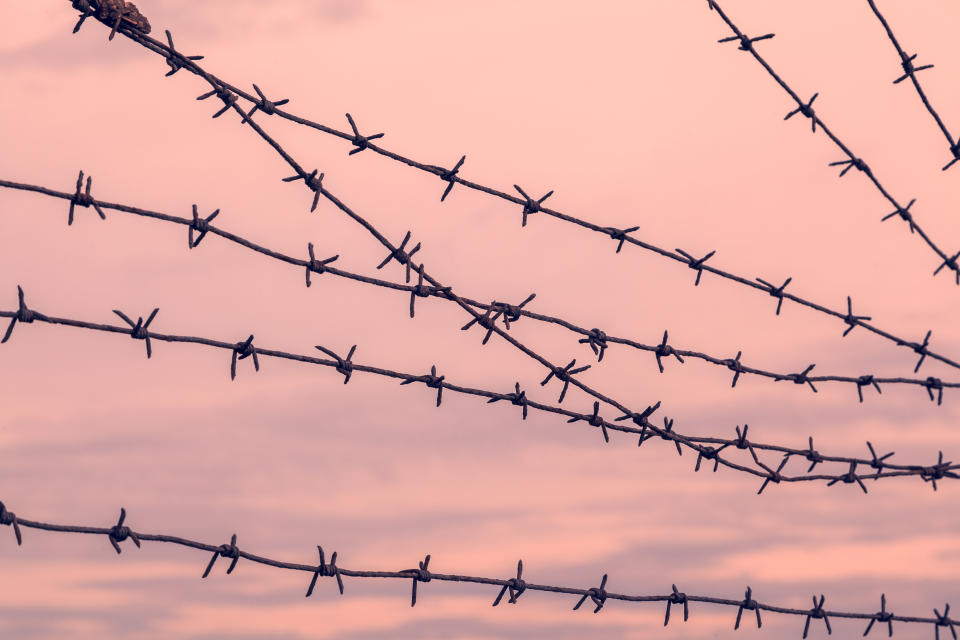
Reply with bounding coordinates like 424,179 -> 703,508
705,0 -> 960,285
2,290 -> 956,490
864,0 -> 960,170
63,1 -> 960,387
0,500 -> 956,637
69,12 -> 960,454
55,5 -> 960,493
3,176 -> 955,405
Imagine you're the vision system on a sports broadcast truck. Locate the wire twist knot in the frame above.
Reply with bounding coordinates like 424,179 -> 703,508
0,501 -> 22,546
665,584 -> 689,625
438,155 -> 466,202
863,594 -> 893,637
376,231 -> 421,283
802,594 -> 831,639
513,185 -> 554,226
108,507 -> 141,554
68,170 -> 106,225
578,328 -> 609,361
573,574 -> 608,613
492,560 -> 526,606
345,113 -> 385,154
540,359 -> 591,403
305,243 -> 339,287
306,545 -> 344,596
735,586 -> 762,629
230,335 -> 259,380
202,533 -> 240,577
315,344 -> 357,384
405,555 -> 432,607
113,308 -> 159,359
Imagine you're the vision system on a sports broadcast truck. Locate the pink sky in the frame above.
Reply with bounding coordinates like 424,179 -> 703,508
1,1 -> 959,638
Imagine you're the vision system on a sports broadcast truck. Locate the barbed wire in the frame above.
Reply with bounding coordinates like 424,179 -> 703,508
705,0 -> 960,285
58,6 -> 960,494
1,500 -> 956,637
864,0 -> 960,170
61,1 -> 960,387
3,176 -> 955,406
2,290 -> 956,490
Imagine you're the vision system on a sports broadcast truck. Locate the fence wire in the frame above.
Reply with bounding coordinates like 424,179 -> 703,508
63,0 -> 960,376
2,176 -> 956,405
864,0 -> 960,169
706,0 -> 960,284
2,291 -> 956,490
61,7 -> 960,495
0,501 -> 956,638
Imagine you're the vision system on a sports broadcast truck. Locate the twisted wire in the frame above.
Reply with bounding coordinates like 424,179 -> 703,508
864,0 -> 960,170
3,177 -> 955,405
0,501 -> 956,637
1,293 -> 956,490
706,0 -> 960,284
62,7 -> 960,374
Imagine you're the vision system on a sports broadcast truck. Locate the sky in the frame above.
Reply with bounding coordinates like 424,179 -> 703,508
1,1 -> 959,638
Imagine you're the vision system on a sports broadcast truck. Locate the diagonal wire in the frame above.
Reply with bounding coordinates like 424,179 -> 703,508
63,5 -> 960,373
1,292 -> 956,490
0,501 -> 956,637
705,0 -> 960,284
864,0 -> 960,170
1,176 -> 956,406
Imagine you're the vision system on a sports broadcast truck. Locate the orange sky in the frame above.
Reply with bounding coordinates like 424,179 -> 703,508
1,1 -> 959,638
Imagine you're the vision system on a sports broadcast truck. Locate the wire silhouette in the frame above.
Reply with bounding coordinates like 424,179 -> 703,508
2,176 -> 955,405
59,6 -> 960,377
9,2 -> 950,634
864,0 -> 960,170
65,12 -> 960,496
2,289 -> 956,490
0,500 -> 956,637
706,0 -> 960,285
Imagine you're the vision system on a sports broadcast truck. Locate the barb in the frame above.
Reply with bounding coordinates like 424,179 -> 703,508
706,0 -> 960,285
3,176 -> 957,405
2,502 -> 957,635
2,293 -> 957,489
864,0 -> 960,170
75,9 -> 960,370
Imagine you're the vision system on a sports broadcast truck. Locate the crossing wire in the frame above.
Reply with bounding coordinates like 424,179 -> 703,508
1,291 -> 956,490
1,176 -> 955,405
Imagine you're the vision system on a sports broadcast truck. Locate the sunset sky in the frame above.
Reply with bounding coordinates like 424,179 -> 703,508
1,1 -> 959,638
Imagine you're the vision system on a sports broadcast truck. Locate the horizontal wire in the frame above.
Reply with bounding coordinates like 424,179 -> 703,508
2,176 -> 955,405
1,294 -> 956,489
65,1 -> 960,378
864,0 -> 960,169
0,500 -> 955,636
706,0 -> 960,282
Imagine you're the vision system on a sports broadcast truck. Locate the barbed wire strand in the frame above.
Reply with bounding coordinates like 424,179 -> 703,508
864,0 -> 960,170
2,176 -> 956,406
705,0 -> 960,283
1,293 -> 956,490
65,0 -> 960,375
0,501 -> 956,637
